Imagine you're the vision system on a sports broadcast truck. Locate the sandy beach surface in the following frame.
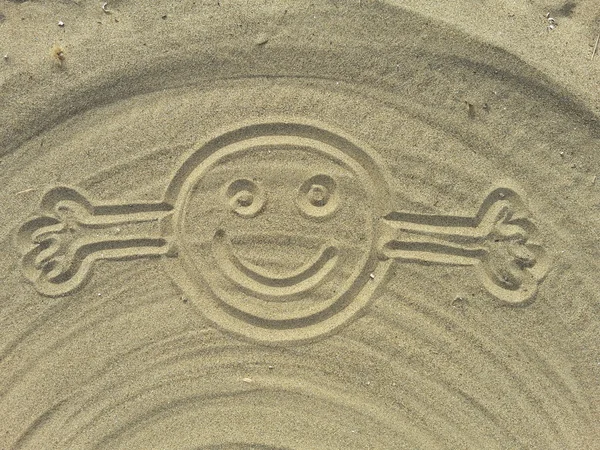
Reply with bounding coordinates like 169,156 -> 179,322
1,1 -> 598,448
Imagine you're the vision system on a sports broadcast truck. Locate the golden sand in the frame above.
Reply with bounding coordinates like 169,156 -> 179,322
1,1 -> 598,448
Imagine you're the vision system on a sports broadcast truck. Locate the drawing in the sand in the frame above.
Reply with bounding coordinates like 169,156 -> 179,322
17,119 -> 549,343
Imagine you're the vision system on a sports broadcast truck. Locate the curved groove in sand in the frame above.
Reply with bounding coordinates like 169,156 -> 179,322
1,2 -> 598,448
373,270 -> 592,448
212,229 -> 339,294
15,338 -> 443,448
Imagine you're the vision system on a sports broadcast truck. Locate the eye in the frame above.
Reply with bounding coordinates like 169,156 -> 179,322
297,174 -> 338,218
306,184 -> 330,207
225,179 -> 265,217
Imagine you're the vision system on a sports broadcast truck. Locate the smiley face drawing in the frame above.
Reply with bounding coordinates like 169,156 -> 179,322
17,120 -> 549,344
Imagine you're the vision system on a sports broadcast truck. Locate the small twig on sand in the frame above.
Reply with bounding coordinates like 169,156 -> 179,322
592,34 -> 600,61
16,188 -> 36,195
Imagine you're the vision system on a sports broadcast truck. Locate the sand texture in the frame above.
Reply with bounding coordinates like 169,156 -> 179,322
1,1 -> 599,448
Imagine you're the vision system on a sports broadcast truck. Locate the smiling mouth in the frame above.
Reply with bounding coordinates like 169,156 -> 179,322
213,229 -> 338,296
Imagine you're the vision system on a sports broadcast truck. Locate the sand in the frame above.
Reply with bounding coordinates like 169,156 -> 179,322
1,0 -> 599,448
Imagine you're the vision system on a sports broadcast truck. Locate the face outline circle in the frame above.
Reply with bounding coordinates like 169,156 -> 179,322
165,120 -> 392,344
